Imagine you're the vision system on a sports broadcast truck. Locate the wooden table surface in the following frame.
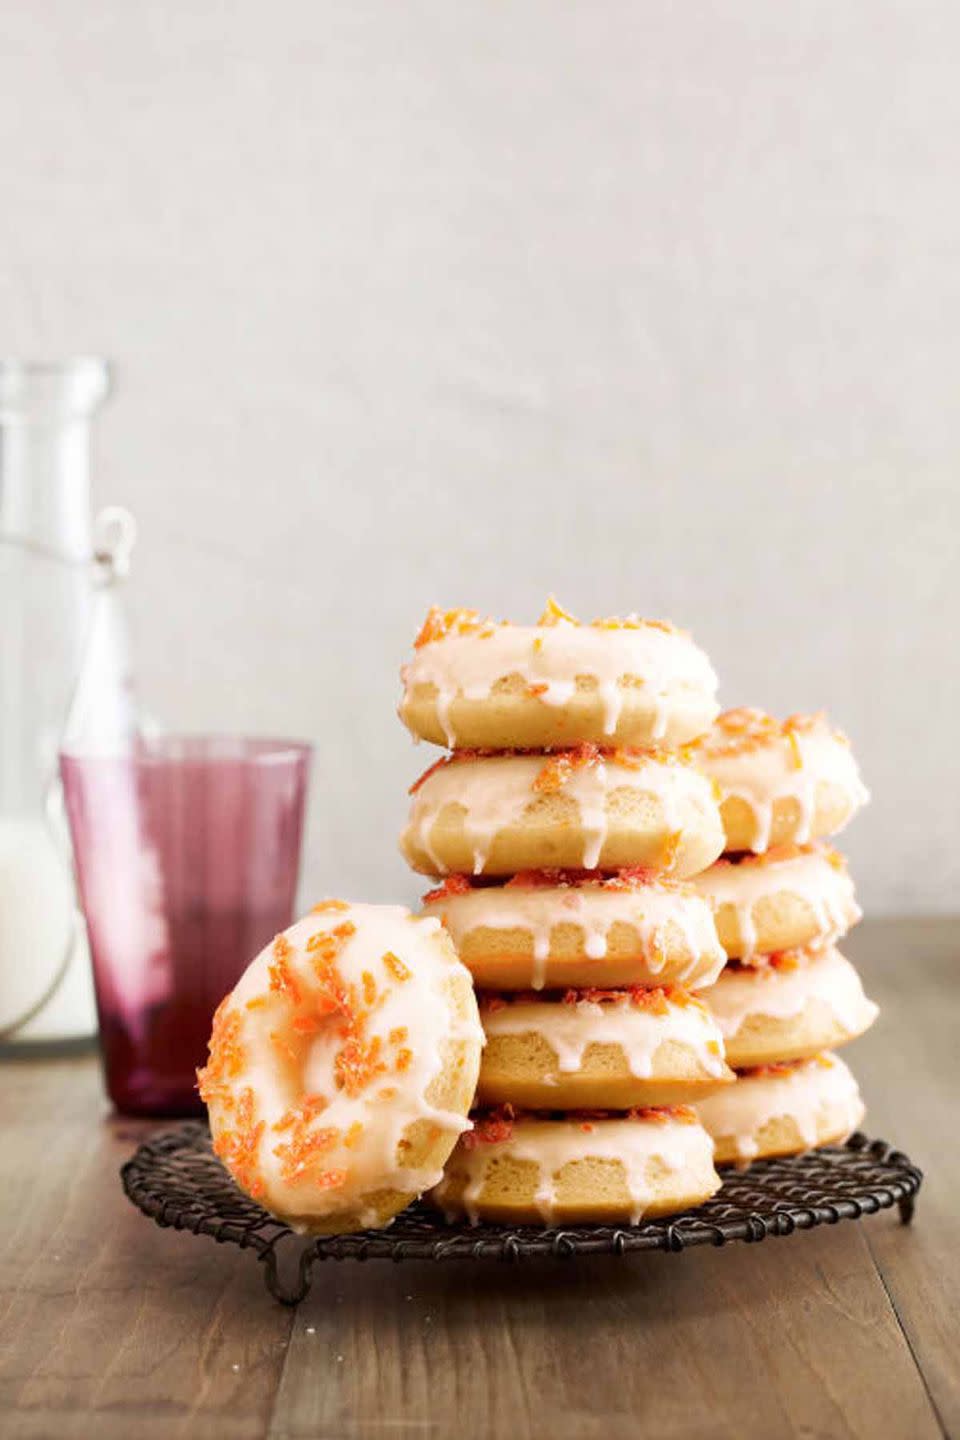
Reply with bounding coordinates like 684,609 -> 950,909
1,916 -> 957,1440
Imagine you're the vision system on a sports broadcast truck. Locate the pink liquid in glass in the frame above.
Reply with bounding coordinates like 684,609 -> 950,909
60,737 -> 310,1115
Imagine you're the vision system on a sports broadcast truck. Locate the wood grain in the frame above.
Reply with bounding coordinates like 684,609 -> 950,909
0,916 -> 955,1440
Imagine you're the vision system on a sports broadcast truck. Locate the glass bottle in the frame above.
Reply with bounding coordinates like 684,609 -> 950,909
0,357 -> 122,1046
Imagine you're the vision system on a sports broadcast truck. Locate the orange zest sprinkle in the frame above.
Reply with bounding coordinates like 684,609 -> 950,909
212,1086 -> 264,1196
245,995 -> 268,1011
408,754 -> 454,794
334,1033 -> 386,1097
533,742 -> 601,793
414,606 -> 494,649
196,999 -> 245,1107
292,1015 -> 321,1035
383,950 -> 412,983
273,1093 -> 328,1131
273,1122 -> 341,1187
344,1121 -> 364,1150
537,595 -> 578,626
395,1047 -> 413,1073
378,1086 -> 398,1101
268,935 -> 301,1006
695,707 -> 838,760
362,971 -> 377,1006
527,682 -> 549,698
389,1026 -> 409,1045
312,899 -> 350,914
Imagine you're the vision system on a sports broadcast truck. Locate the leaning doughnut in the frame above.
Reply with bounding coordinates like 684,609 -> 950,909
400,600 -> 719,749
692,843 -> 861,961
475,986 -> 734,1109
421,869 -> 726,992
701,945 -> 878,1070
691,708 -> 869,854
198,902 -> 484,1233
400,746 -> 724,878
695,1053 -> 865,1166
431,1106 -> 720,1225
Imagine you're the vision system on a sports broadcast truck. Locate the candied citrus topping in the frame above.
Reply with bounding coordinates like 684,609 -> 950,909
395,1047 -> 413,1073
422,874 -> 473,904
307,920 -> 357,963
292,1015 -> 321,1035
696,707 -> 838,760
389,1026 -> 409,1045
590,615 -> 682,635
533,742 -> 601,792
414,606 -> 494,648
730,945 -> 815,973
538,595 -> 578,626
334,1033 -> 386,1097
272,1099 -> 342,1187
362,971 -> 377,1006
196,998 -> 245,1107
212,1086 -> 265,1196
408,754 -> 454,795
383,950 -> 411,982
269,936 -> 302,1006
312,899 -> 350,914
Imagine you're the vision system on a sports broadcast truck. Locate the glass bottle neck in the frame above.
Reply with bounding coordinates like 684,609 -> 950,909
0,359 -> 111,561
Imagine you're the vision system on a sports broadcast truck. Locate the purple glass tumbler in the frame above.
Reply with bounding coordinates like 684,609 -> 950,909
60,737 -> 310,1115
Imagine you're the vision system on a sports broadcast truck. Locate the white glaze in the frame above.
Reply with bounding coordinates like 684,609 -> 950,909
695,1054 -> 864,1161
481,992 -> 729,1080
402,621 -> 718,747
402,751 -> 717,876
692,844 -> 862,960
423,879 -> 725,990
435,1114 -> 716,1225
202,903 -> 484,1228
702,946 -> 878,1041
693,715 -> 870,853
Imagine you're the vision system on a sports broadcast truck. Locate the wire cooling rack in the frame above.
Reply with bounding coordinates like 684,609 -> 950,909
121,1122 -> 922,1304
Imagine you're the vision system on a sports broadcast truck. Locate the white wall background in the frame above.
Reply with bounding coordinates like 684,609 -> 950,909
3,1 -> 958,913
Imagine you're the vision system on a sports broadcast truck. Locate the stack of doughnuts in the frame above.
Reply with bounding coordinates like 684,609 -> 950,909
690,708 -> 877,1164
398,600 -> 734,1226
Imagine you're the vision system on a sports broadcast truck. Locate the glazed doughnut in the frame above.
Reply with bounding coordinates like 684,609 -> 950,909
400,599 -> 719,750
198,902 -> 484,1233
421,870 -> 726,992
695,1053 -> 865,1166
702,945 -> 878,1070
692,842 -> 861,961
691,708 -> 869,853
475,986 -> 733,1109
400,746 -> 724,878
432,1106 -> 720,1225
